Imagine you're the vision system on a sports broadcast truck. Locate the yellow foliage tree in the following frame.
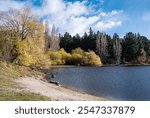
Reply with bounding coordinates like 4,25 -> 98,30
82,51 -> 102,66
13,20 -> 51,67
47,48 -> 71,65
47,49 -> 62,65
71,53 -> 83,65
58,48 -> 71,63
71,47 -> 84,55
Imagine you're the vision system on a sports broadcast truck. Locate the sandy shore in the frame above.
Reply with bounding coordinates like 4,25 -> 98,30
15,77 -> 107,101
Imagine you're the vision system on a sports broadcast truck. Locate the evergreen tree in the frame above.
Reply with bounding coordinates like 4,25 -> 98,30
60,32 -> 72,52
122,32 -> 139,62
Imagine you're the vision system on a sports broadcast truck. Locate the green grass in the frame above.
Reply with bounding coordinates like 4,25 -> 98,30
0,61 -> 49,101
0,92 -> 49,101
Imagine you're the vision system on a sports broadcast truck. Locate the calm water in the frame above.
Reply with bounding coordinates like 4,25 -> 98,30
48,66 -> 150,101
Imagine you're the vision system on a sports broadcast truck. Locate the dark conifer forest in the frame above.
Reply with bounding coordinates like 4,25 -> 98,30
60,28 -> 150,64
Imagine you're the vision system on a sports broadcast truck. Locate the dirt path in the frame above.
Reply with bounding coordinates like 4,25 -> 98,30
15,77 -> 107,101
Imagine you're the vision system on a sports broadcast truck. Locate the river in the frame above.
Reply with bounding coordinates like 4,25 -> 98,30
48,66 -> 150,101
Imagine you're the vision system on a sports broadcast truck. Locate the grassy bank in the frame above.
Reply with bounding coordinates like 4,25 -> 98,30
0,61 -> 49,101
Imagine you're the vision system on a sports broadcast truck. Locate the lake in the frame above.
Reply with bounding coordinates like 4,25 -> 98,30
48,66 -> 150,101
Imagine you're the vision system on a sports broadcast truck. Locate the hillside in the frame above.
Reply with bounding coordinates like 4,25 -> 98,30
0,61 -> 49,100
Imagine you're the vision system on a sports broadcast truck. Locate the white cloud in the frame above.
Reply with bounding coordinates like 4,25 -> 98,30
37,0 -> 123,35
0,0 -> 123,35
94,21 -> 121,30
62,16 -> 100,35
66,1 -> 88,16
0,0 -> 25,11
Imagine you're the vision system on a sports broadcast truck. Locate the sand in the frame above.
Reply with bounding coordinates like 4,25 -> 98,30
15,77 -> 107,101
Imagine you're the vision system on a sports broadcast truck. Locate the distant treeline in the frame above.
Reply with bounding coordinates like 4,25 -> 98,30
60,28 -> 150,64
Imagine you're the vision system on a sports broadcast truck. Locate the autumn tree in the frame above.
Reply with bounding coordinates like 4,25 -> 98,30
49,24 -> 60,51
0,7 -> 40,61
137,48 -> 147,63
112,33 -> 122,64
96,31 -> 108,63
0,7 -> 51,67
0,28 -> 14,61
45,21 -> 50,51
0,7 -> 38,40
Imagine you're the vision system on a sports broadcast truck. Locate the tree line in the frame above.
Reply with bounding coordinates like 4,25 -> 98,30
60,28 -> 150,64
1,7 -> 150,66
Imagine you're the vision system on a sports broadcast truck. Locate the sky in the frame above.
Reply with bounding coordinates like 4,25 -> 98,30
0,0 -> 150,38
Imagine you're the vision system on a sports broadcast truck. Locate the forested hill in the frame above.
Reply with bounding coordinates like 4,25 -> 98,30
0,7 -> 150,67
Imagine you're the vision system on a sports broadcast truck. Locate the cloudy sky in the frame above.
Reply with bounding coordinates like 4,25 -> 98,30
0,0 -> 150,38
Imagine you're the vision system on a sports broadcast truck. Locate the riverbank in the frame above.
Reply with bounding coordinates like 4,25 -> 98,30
49,63 -> 150,68
0,61 -> 108,101
15,77 -> 107,101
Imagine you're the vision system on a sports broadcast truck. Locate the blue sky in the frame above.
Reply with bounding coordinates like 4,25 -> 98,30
1,0 -> 150,38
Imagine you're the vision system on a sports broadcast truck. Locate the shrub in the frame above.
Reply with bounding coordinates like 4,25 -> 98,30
70,48 -> 102,66
58,48 -> 71,61
71,47 -> 84,55
70,54 -> 82,65
34,53 -> 51,68
47,48 -> 71,65
47,50 -> 62,65
82,51 -> 102,66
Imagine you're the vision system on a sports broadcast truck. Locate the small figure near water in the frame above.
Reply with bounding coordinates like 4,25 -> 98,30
50,74 -> 56,79
48,74 -> 60,86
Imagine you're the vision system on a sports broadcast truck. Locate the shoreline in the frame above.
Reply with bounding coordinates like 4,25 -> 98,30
49,63 -> 150,68
15,77 -> 109,101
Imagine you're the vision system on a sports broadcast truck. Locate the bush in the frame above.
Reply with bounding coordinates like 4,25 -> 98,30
34,54 -> 51,68
69,48 -> 102,66
58,48 -> 72,61
47,48 -> 71,65
47,50 -> 62,65
71,47 -> 84,55
82,51 -> 102,66
70,54 -> 82,65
